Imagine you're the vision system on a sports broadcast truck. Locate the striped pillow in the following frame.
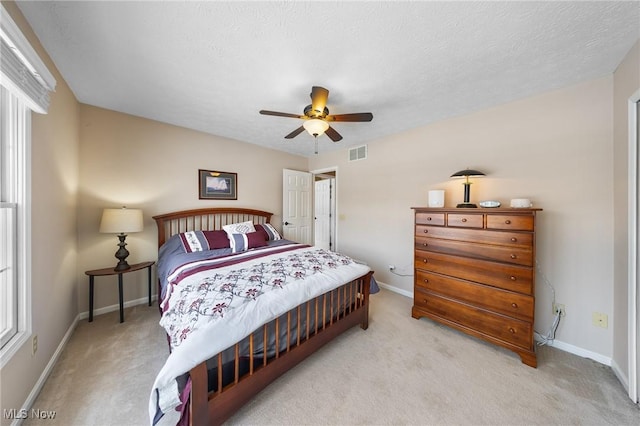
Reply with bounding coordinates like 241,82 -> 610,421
228,231 -> 267,253
255,223 -> 282,241
178,230 -> 230,253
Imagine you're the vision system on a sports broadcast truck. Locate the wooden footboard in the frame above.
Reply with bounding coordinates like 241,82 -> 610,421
152,208 -> 373,425
189,271 -> 373,426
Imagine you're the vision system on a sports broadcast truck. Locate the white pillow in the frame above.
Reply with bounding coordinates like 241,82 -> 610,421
222,220 -> 256,237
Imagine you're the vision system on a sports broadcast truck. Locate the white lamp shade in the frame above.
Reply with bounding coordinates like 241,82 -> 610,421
99,208 -> 143,234
303,118 -> 329,136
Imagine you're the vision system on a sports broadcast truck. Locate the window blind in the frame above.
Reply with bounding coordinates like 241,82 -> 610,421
0,4 -> 56,114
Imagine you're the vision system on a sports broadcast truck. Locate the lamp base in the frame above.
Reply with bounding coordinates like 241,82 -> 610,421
113,233 -> 131,271
114,261 -> 131,272
456,203 -> 478,208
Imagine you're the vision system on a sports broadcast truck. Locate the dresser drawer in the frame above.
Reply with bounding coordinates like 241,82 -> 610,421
415,225 -> 533,248
414,289 -> 533,349
486,214 -> 534,231
447,213 -> 483,228
415,270 -> 534,321
416,212 -> 445,226
414,251 -> 533,294
415,236 -> 533,266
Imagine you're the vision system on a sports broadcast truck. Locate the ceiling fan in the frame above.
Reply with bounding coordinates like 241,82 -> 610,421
259,86 -> 373,145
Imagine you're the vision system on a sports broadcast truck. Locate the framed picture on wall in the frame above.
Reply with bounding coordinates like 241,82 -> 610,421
198,169 -> 237,200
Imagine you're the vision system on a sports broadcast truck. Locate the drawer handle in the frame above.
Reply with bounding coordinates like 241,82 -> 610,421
423,299 -> 428,304
510,276 -> 517,281
423,229 -> 428,233
509,328 -> 516,334
511,237 -> 517,242
510,254 -> 517,259
423,279 -> 429,284
511,303 -> 518,308
427,217 -> 432,221
423,259 -> 428,263
505,220 -> 511,224
423,243 -> 428,247
461,218 -> 467,223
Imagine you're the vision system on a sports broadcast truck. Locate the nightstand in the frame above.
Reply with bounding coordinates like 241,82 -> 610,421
85,261 -> 154,323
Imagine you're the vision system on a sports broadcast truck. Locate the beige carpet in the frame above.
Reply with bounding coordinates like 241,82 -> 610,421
23,289 -> 639,425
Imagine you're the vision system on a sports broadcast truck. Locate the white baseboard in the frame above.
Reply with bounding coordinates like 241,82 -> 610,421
379,281 -> 616,368
376,280 -> 413,298
14,296 -> 158,426
77,294 -> 158,320
542,338 -> 612,366
611,358 -> 630,392
13,313 -> 80,426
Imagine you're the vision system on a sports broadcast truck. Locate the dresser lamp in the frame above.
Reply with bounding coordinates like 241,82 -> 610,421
450,169 -> 485,208
99,207 -> 143,271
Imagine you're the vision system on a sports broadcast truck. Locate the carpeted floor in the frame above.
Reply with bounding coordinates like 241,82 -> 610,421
23,289 -> 640,425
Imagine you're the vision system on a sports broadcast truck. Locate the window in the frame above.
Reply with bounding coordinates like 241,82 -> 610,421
0,4 -> 55,366
0,86 -> 29,353
0,205 -> 17,346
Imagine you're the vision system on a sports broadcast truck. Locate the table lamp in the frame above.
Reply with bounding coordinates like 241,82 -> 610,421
450,169 -> 485,208
99,207 -> 143,271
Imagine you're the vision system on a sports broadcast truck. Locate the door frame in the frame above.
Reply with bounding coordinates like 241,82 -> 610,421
628,91 -> 640,403
311,166 -> 338,251
313,177 -> 335,250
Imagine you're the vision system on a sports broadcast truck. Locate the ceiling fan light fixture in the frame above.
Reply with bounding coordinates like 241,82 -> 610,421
303,118 -> 329,137
259,86 -> 372,148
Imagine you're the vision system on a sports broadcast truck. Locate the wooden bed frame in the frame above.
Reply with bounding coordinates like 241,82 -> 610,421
153,208 -> 373,426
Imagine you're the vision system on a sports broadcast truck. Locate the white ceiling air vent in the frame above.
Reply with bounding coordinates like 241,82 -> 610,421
348,145 -> 367,162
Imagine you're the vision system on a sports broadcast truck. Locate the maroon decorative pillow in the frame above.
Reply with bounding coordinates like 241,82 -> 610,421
229,231 -> 267,253
202,230 -> 230,249
254,224 -> 269,241
178,230 -> 230,252
254,223 -> 282,241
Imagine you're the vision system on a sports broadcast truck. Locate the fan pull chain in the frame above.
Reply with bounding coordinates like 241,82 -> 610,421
314,136 -> 318,155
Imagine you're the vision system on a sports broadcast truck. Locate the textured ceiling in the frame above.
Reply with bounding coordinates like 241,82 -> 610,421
16,1 -> 640,157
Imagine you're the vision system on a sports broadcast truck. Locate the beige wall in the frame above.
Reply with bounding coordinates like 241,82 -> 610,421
77,105 -> 307,313
0,1 -> 80,423
612,40 -> 640,380
310,76 -> 616,358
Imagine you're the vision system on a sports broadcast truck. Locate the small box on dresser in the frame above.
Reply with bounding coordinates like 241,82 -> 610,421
411,207 -> 542,367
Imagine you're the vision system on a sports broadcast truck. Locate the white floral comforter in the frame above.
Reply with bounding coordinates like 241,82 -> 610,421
149,244 -> 370,425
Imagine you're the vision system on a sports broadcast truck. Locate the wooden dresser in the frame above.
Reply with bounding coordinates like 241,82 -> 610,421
411,207 -> 541,367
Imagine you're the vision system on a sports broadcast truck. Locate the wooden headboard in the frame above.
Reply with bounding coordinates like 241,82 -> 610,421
152,208 -> 273,247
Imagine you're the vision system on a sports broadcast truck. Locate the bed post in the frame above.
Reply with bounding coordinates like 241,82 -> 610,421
189,363 -> 209,426
360,271 -> 373,330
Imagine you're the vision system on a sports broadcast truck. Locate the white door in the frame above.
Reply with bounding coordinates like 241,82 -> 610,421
282,169 -> 312,244
330,177 -> 336,250
637,100 -> 640,404
314,179 -> 332,250
634,99 -> 640,403
627,95 -> 640,404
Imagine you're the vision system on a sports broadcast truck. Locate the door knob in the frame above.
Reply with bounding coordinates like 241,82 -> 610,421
284,221 -> 292,225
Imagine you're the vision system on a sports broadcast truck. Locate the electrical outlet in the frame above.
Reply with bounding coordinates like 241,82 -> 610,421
388,265 -> 395,271
592,312 -> 608,328
553,303 -> 566,317
32,334 -> 37,355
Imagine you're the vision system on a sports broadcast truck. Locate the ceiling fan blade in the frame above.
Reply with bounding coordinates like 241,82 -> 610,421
326,112 -> 374,122
260,110 -> 305,119
284,126 -> 305,139
310,86 -> 329,116
324,126 -> 343,142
